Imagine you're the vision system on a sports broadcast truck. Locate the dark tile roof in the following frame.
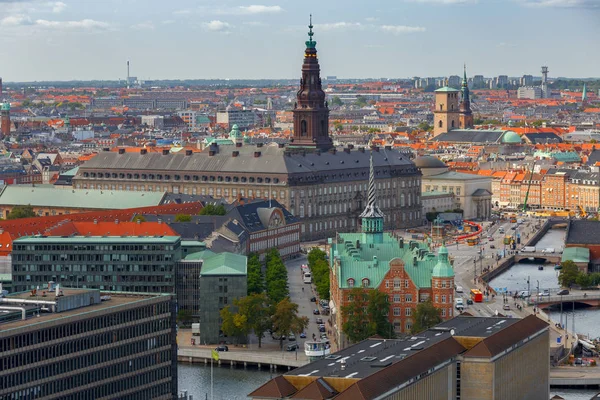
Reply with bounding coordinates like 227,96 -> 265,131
431,129 -> 504,144
566,220 -> 600,245
463,315 -> 548,358
248,375 -> 298,399
334,337 -> 466,400
588,149 -> 600,166
522,132 -> 562,144
291,378 -> 337,399
233,199 -> 298,232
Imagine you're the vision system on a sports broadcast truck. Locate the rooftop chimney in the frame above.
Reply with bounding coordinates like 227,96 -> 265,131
232,151 -> 239,157
185,150 -> 193,156
236,142 -> 242,148
256,143 -> 264,148
140,149 -> 147,155
162,149 -> 169,155
254,151 -> 261,158
118,148 -> 125,154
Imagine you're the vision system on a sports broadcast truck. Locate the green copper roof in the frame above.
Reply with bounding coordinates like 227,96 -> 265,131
305,15 -> 316,49
501,130 -> 522,144
0,103 -> 10,111
435,86 -> 459,93
187,250 -> 247,276
331,232 -> 439,289
229,124 -> 242,140
562,247 -> 589,263
432,245 -> 454,278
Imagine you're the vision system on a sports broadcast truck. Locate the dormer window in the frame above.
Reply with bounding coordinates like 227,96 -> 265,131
347,278 -> 355,288
362,278 -> 370,288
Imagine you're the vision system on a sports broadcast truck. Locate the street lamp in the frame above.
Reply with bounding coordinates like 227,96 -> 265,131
473,259 -> 476,283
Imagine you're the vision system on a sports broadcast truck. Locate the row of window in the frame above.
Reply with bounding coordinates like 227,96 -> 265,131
291,178 -> 421,198
424,185 -> 462,196
250,232 -> 299,252
14,244 -> 178,252
83,171 -> 280,185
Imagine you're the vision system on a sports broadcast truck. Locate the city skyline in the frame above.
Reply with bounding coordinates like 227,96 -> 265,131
0,0 -> 599,82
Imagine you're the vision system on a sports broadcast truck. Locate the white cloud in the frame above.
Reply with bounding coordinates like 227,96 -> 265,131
516,0 -> 599,7
365,17 -> 379,22
237,5 -> 282,14
50,1 -> 66,13
1,14 -> 33,26
407,0 -> 477,3
319,22 -> 362,31
132,21 -> 154,30
34,18 -> 110,29
203,20 -> 232,32
381,25 -> 426,34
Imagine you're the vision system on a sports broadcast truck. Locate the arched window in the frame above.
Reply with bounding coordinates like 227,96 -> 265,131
301,120 -> 307,137
347,278 -> 355,288
439,104 -> 443,111
451,120 -> 455,128
362,278 -> 370,288
299,204 -> 305,218
438,120 -> 443,128
308,204 -> 312,217
400,193 -> 405,207
451,104 -> 454,111
408,193 -> 412,206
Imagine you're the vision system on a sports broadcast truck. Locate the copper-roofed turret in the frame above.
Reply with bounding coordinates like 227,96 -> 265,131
291,15 -> 332,151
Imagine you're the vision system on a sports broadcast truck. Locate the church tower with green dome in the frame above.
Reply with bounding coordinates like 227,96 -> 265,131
431,244 -> 455,318
228,124 -> 242,144
359,152 -> 385,244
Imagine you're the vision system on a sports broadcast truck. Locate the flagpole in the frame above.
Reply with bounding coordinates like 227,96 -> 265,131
211,356 -> 214,400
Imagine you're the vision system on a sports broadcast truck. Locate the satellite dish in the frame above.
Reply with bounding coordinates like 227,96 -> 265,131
450,329 -> 455,336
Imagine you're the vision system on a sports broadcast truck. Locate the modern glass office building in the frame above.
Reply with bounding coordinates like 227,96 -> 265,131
0,288 -> 178,399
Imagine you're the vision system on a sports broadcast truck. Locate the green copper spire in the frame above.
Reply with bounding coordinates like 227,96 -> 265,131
582,83 -> 588,102
359,152 -> 384,244
462,63 -> 468,87
305,14 -> 316,49
432,244 -> 454,278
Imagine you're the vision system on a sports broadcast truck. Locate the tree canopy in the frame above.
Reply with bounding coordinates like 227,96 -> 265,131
199,204 -> 226,216
341,288 -> 373,343
234,293 -> 273,348
558,260 -> 580,288
308,248 -> 330,300
247,253 -> 264,295
271,297 -> 309,348
411,299 -> 441,334
265,249 -> 289,304
174,214 -> 192,223
7,205 -> 36,220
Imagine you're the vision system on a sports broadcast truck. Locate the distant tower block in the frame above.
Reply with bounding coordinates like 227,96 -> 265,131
0,77 -> 3,98
127,60 -> 130,89
1,102 -> 10,137
541,66 -> 549,98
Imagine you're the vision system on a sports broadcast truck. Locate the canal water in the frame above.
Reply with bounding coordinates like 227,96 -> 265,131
178,228 -> 598,399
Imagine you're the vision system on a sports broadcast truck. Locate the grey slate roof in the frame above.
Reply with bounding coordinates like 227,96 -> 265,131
77,144 -> 418,182
432,129 -> 505,144
231,199 -> 298,232
522,132 -> 562,144
587,149 -> 600,166
566,220 -> 600,245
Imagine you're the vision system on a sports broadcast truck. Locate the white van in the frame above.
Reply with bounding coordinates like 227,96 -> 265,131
498,227 -> 505,234
518,290 -> 530,298
455,298 -> 464,310
455,286 -> 464,294
303,273 -> 312,284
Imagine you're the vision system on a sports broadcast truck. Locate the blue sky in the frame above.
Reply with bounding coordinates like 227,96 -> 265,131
0,0 -> 599,81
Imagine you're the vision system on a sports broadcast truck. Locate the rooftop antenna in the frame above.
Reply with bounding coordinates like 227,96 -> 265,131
127,60 -> 130,90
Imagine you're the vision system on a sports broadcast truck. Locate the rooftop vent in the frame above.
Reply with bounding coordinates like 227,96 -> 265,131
344,148 -> 351,154
254,151 -> 261,158
385,145 -> 392,150
360,356 -> 377,362
278,143 -> 285,148
232,151 -> 239,157
236,142 -> 242,148
185,150 -> 193,156
256,143 -> 264,148
118,148 -> 125,155
359,147 -> 365,153
162,149 -> 169,155
140,149 -> 147,155
209,151 -> 216,156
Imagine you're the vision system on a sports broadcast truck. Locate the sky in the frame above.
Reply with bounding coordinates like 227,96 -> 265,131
0,0 -> 599,81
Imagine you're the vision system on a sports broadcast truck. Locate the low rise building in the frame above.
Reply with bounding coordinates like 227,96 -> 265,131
0,288 -> 177,399
565,220 -> 600,272
216,108 -> 256,130
421,190 -> 456,215
249,315 -> 549,400
177,249 -> 247,343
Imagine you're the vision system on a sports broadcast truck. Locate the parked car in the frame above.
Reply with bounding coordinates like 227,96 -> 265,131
502,304 -> 510,311
466,299 -> 473,305
557,289 -> 570,295
320,299 -> 329,306
538,289 -> 550,297
215,345 -> 229,352
286,343 -> 300,351
320,333 -> 328,340
300,332 -> 306,338
490,244 -> 496,249
316,318 -> 323,324
455,286 -> 464,293
310,296 -> 317,303
313,309 -> 320,315
288,333 -> 296,341
319,325 -> 326,333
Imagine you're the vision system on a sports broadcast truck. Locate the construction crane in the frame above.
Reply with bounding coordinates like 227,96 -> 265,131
522,161 -> 536,213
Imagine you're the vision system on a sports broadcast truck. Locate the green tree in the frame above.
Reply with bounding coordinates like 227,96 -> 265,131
342,288 -> 373,343
132,215 -> 146,223
174,214 -> 192,222
199,204 -> 227,215
220,305 -> 249,344
7,205 -> 36,220
311,258 -> 330,300
417,122 -> 433,132
265,249 -> 288,304
247,253 -> 264,295
576,273 -> 592,288
331,96 -> 343,106
558,260 -> 580,288
177,309 -> 193,326
411,299 -> 442,334
235,293 -> 272,348
589,272 -> 600,286
333,122 -> 343,132
271,297 -> 309,349
355,96 -> 368,107
308,248 -> 327,267
368,289 -> 394,339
